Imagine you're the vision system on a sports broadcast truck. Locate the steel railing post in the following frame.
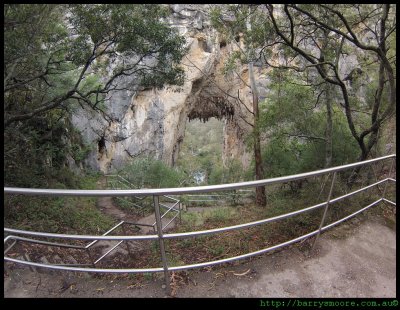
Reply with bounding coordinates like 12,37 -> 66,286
382,157 -> 395,200
316,173 -> 330,202
311,172 -> 337,252
153,195 -> 171,295
179,202 -> 182,224
3,154 -> 396,277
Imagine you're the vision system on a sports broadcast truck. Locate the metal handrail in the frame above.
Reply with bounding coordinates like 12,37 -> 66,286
5,235 -> 86,249
1,197 -> 388,274
4,177 -> 392,241
3,219 -> 157,268
4,154 -> 396,295
183,191 -> 254,205
5,154 -> 395,196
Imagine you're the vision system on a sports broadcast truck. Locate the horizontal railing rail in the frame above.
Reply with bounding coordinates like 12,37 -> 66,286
3,219 -> 156,268
5,154 -> 395,196
4,154 -> 396,295
0,197 -> 389,273
3,177 -> 394,241
182,190 -> 254,205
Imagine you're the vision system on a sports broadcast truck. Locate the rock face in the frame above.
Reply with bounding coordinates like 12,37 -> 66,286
71,4 -> 268,173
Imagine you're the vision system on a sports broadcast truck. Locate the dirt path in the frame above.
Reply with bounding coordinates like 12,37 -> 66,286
4,215 -> 396,298
77,178 -> 179,260
95,177 -> 176,234
95,178 -> 138,222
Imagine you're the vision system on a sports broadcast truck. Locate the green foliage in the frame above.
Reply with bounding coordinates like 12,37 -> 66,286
117,157 -> 186,189
209,158 -> 250,185
179,207 -> 237,230
4,195 -> 114,234
4,4 -> 188,189
4,172 -> 114,234
259,69 -> 359,177
176,118 -> 251,186
5,4 -> 187,125
209,7 -> 224,31
260,74 -> 315,127
206,207 -> 235,224
221,50 -> 242,75
3,110 -> 93,188
180,212 -> 205,227
71,143 -> 92,163
176,118 -> 224,185
68,4 -> 187,89
211,4 -> 272,62
266,4 -> 396,162
5,4 -> 78,114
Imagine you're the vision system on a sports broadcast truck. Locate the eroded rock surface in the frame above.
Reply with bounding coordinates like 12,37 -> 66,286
70,5 -> 266,173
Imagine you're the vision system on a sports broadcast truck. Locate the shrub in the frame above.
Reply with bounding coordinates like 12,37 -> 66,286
116,157 -> 186,189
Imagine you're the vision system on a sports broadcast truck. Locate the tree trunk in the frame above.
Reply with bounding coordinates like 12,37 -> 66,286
244,5 -> 266,206
324,83 -> 333,168
348,61 -> 386,184
249,62 -> 267,206
321,29 -> 335,168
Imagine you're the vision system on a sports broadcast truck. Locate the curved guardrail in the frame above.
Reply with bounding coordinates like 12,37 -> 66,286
4,154 -> 396,295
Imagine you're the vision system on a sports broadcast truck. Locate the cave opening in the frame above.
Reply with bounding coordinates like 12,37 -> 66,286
98,136 -> 107,156
175,117 -> 224,185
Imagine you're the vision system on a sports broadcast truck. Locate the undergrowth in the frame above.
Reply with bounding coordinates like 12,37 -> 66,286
161,173 -> 396,270
4,171 -> 114,234
4,163 -> 395,284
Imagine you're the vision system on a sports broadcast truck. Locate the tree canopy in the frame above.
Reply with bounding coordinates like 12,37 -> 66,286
4,4 -> 188,187
4,4 -> 187,127
3,4 -> 396,189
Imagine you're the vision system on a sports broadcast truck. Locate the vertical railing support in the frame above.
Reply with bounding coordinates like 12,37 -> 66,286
316,173 -> 330,202
382,157 -> 395,200
153,195 -> 171,295
311,172 -> 337,252
179,202 -> 182,224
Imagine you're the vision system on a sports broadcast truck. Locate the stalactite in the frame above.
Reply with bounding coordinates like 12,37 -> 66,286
187,95 -> 234,123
